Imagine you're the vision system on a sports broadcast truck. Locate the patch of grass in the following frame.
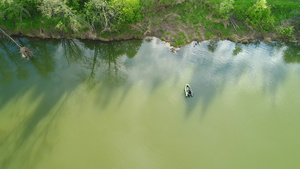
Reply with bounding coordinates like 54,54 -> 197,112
213,22 -> 223,31
222,26 -> 230,37
205,32 -> 213,39
174,32 -> 187,47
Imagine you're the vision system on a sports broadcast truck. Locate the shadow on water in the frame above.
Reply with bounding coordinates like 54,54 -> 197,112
0,40 -> 29,83
0,92 -> 70,169
0,38 -> 81,169
0,38 -> 60,108
0,38 -> 171,169
0,39 -> 32,109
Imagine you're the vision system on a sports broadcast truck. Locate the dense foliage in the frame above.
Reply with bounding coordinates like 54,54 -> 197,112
0,0 -> 299,39
0,0 -> 144,32
245,0 -> 275,30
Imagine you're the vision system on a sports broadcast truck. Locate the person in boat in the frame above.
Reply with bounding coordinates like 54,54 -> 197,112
188,89 -> 192,96
186,87 -> 192,96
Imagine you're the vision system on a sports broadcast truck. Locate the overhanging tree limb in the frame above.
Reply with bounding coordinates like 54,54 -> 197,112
0,27 -> 34,60
0,27 -> 21,48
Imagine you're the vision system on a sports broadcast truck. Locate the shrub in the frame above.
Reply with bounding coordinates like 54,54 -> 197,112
245,0 -> 275,31
277,26 -> 294,38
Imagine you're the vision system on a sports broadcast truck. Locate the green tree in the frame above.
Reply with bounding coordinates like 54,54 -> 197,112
245,0 -> 275,30
39,0 -> 92,32
0,0 -> 32,22
84,0 -> 123,32
84,0 -> 141,32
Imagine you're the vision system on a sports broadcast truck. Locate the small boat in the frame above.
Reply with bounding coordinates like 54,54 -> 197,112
184,84 -> 193,97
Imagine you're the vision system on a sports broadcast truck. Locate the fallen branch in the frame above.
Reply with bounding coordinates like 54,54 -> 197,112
0,27 -> 34,60
230,18 -> 238,32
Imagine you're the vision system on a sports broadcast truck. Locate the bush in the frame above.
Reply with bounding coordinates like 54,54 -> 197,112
245,0 -> 275,31
277,26 -> 294,38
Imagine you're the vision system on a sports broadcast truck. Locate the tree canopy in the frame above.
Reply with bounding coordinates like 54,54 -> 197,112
0,0 -> 145,32
0,0 -> 298,41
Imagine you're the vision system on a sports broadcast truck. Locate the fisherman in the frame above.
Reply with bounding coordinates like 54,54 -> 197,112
188,89 -> 192,96
186,87 -> 192,96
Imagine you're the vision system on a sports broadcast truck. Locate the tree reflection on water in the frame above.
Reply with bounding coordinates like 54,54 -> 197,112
0,40 -> 29,82
283,42 -> 300,63
76,39 -> 142,87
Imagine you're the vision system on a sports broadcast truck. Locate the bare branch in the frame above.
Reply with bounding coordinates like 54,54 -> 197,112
0,27 -> 34,60
0,27 -> 21,48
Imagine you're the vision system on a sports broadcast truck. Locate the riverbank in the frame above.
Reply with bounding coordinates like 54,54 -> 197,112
2,0 -> 299,48
6,18 -> 297,48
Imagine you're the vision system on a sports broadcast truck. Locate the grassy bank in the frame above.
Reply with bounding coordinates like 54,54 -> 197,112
137,0 -> 300,47
0,0 -> 299,47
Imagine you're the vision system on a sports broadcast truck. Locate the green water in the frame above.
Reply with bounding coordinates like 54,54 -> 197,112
1,38 -> 300,169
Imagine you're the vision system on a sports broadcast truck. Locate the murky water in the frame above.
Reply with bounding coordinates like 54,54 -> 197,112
1,38 -> 300,169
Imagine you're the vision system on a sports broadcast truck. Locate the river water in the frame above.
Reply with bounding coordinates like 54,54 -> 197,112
0,37 -> 300,169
